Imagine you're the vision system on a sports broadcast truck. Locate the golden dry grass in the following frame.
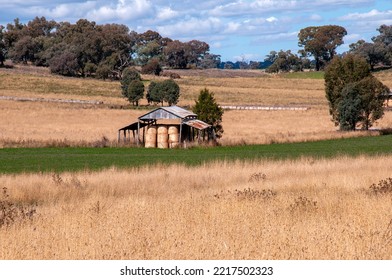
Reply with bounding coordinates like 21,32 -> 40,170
1,156 -> 392,259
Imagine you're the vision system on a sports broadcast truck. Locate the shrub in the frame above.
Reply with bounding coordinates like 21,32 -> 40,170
121,67 -> 142,102
193,88 -> 224,139
0,187 -> 37,228
213,188 -> 277,201
126,80 -> 145,106
146,79 -> 180,106
369,177 -> 392,195
248,172 -> 267,182
289,196 -> 318,213
141,59 -> 162,76
162,71 -> 181,79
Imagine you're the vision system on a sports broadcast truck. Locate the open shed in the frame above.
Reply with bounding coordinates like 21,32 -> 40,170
118,106 -> 212,148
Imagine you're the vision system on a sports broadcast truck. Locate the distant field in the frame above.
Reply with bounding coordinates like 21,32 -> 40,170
1,66 -> 392,146
1,135 -> 392,174
281,71 -> 325,79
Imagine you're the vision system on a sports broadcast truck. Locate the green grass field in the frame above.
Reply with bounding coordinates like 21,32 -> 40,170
1,135 -> 392,174
282,71 -> 325,79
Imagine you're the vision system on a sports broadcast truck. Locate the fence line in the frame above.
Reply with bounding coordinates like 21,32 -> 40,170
0,95 -> 103,105
220,105 -> 309,111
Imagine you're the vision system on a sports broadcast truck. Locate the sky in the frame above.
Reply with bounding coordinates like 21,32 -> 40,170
0,0 -> 391,62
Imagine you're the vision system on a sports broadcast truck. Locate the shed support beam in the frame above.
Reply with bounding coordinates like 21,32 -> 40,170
137,121 -> 140,146
179,123 -> 183,147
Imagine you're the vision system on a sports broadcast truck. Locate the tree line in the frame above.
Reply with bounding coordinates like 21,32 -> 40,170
0,17 -> 220,79
1,17 -> 391,75
266,25 -> 392,73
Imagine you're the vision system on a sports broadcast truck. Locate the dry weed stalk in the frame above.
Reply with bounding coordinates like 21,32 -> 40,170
369,177 -> 392,195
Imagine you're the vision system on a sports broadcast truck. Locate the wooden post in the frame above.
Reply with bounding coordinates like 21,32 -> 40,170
137,121 -> 140,146
179,122 -> 183,147
142,125 -> 146,146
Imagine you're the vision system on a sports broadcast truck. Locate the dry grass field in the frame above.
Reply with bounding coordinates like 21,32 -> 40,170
1,65 -> 392,260
1,65 -> 392,146
1,156 -> 392,259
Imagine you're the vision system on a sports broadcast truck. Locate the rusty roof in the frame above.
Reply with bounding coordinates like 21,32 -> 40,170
184,119 -> 211,130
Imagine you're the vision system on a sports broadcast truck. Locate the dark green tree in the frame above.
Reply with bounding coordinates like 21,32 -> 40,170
324,54 -> 370,125
146,81 -> 163,105
161,79 -> 180,106
121,67 -> 141,98
325,54 -> 389,130
266,49 -> 303,73
338,83 -> 363,131
126,80 -> 145,106
146,79 -> 180,106
193,88 -> 224,139
355,76 -> 389,130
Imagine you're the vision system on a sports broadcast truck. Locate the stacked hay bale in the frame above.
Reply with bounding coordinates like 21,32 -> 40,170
145,126 -> 157,148
168,125 -> 179,148
157,125 -> 169,149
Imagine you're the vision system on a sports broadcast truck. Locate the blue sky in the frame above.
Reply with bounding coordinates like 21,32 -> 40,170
0,0 -> 391,61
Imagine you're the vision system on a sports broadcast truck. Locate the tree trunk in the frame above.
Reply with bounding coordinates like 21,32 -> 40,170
315,57 -> 321,71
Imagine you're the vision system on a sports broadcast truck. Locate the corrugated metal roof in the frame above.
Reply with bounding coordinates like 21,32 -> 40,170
139,106 -> 197,121
118,121 -> 149,131
184,119 -> 211,130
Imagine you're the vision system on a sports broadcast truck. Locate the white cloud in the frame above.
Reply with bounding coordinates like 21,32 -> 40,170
338,9 -> 392,21
157,17 -> 223,38
224,21 -> 241,33
337,9 -> 392,37
21,0 -> 153,22
309,14 -> 322,21
25,1 -> 96,19
209,0 -> 373,17
156,7 -> 180,21
87,0 -> 153,21
266,16 -> 278,23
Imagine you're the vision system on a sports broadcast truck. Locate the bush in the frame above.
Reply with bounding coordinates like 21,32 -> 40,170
325,55 -> 389,130
162,71 -> 181,79
146,79 -> 180,106
126,80 -> 145,106
121,67 -> 142,100
0,187 -> 37,228
193,88 -> 224,139
369,177 -> 392,195
141,59 -> 162,76
49,51 -> 79,76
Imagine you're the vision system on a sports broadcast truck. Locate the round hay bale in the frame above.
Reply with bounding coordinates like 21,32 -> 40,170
157,141 -> 169,149
169,142 -> 179,148
157,133 -> 168,142
147,126 -> 157,134
169,133 -> 179,142
145,132 -> 157,148
157,125 -> 168,135
145,141 -> 156,148
145,133 -> 156,142
168,125 -> 179,135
